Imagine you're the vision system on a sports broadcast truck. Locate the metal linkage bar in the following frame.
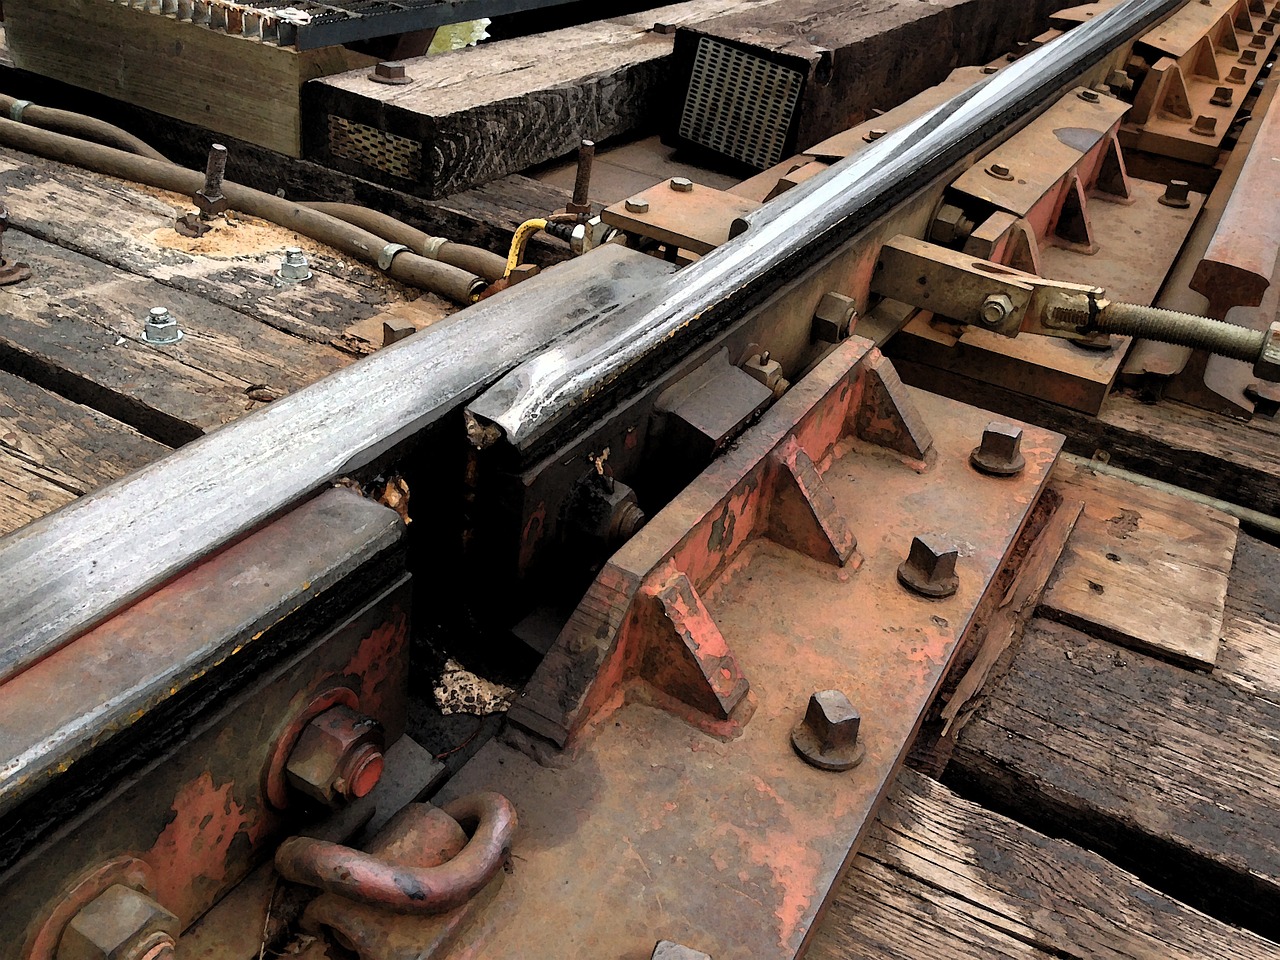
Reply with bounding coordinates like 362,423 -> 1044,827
466,0 -> 1186,458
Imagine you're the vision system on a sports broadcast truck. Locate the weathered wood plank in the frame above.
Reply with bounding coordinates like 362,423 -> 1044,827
0,370 -> 168,536
668,0 -> 1076,164
1040,461 -> 1237,668
304,0 -> 790,197
947,612 -> 1280,941
0,229 -> 350,443
4,0 -> 372,156
0,147 -> 412,348
1217,533 -> 1280,699
808,769 -> 1280,960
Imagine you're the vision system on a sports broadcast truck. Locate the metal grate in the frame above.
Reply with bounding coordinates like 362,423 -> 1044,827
678,36 -> 805,171
328,116 -> 422,181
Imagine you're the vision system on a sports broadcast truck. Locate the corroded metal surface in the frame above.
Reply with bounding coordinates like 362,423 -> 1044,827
439,339 -> 1062,959
0,490 -> 410,959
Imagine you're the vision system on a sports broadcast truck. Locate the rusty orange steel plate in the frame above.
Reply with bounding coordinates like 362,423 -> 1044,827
436,338 -> 1062,959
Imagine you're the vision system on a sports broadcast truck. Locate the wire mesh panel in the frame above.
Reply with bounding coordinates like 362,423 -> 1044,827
677,36 -> 805,170
328,116 -> 423,181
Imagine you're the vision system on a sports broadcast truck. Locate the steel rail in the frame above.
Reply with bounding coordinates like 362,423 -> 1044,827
0,249 -> 671,683
467,0 -> 1185,457
0,0 -> 1180,680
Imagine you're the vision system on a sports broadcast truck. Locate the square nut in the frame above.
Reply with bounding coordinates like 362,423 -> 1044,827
1253,321 -> 1280,383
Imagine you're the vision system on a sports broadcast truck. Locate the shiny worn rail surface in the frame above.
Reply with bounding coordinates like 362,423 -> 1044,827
0,0 -> 1180,679
470,0 -> 1184,457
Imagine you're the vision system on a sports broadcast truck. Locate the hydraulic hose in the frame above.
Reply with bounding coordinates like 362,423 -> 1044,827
0,94 -> 168,163
0,117 -> 485,304
304,201 -> 507,283
505,218 -> 548,277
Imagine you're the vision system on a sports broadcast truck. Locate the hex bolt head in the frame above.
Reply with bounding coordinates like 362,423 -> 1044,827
369,61 -> 412,84
56,885 -> 179,960
812,290 -> 857,342
1262,20 -> 1275,33
1240,49 -> 1259,64
970,421 -> 1027,476
862,127 -> 887,142
1228,65 -> 1249,84
624,197 -> 650,214
1211,85 -> 1234,106
285,704 -> 386,807
1078,89 -> 1100,103
986,162 -> 1014,180
1190,114 -> 1218,137
276,246 -> 312,282
897,534 -> 960,599
143,306 -> 183,344
791,690 -> 866,772
979,293 -> 1014,328
930,203 -> 975,245
1251,33 -> 1267,47
669,177 -> 694,193
1158,179 -> 1191,208
1253,321 -> 1280,382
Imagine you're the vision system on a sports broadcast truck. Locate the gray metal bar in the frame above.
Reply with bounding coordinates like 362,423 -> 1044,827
465,0 -> 1185,456
0,248 -> 673,683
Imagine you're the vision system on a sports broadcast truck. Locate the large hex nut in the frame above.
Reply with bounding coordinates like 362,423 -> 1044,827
812,291 -> 857,343
285,704 -> 386,807
1254,321 -> 1280,383
930,203 -> 975,246
192,191 -> 228,218
57,885 -> 178,960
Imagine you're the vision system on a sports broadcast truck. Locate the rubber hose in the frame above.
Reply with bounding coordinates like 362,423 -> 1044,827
0,118 -> 484,305
0,94 -> 168,163
304,202 -> 507,283
506,218 -> 548,277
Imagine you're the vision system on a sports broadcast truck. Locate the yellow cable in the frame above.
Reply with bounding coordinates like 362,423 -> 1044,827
505,218 -> 548,278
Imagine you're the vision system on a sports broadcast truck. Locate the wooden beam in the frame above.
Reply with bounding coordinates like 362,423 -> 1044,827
809,768 -> 1280,960
303,0 -> 792,198
4,0 -> 373,157
947,532 -> 1280,941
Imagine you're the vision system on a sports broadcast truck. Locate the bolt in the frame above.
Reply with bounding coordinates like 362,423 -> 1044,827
1107,69 -> 1134,93
1158,179 -> 1191,208
979,293 -> 1015,328
568,138 -> 595,216
56,885 -> 179,960
970,421 -> 1026,476
1255,321 -> 1280,382
369,61 -> 412,84
897,534 -> 959,599
194,143 -> 228,219
143,306 -> 183,345
1079,89 -> 1100,102
790,690 -> 866,772
624,197 -> 650,214
652,943 -> 712,960
1211,85 -> 1234,106
1251,33 -> 1267,47
982,64 -> 999,74
813,290 -> 857,343
930,203 -> 975,246
669,177 -> 694,193
1228,65 -> 1249,84
862,127 -> 887,142
276,246 -> 312,282
1240,49 -> 1259,64
285,704 -> 385,807
1190,114 -> 1217,137
986,161 -> 1014,180
1262,20 -> 1275,33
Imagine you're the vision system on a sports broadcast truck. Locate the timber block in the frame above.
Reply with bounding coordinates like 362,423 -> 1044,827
666,0 -> 1080,169
5,0 -> 372,157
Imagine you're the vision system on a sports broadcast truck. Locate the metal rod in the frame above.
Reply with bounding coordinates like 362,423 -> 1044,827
1061,453 -> 1280,535
468,0 -> 1185,455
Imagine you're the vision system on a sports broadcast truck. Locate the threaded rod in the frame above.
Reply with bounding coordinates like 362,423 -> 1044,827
1095,302 -> 1264,362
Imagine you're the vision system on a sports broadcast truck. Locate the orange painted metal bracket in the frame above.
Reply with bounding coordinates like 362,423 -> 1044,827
436,337 -> 1062,959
